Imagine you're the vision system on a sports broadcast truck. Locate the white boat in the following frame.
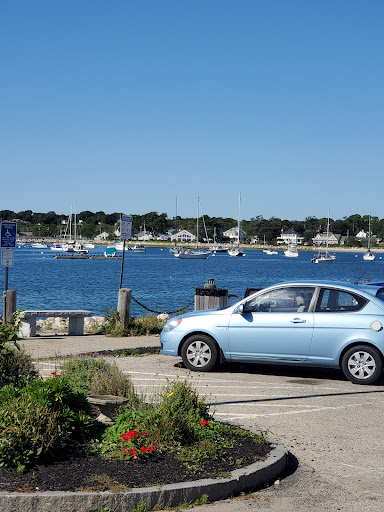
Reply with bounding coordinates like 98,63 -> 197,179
73,243 -> 89,254
263,249 -> 278,255
113,241 -> 131,251
212,245 -> 228,254
31,243 -> 48,249
50,243 -> 74,252
228,193 -> 245,257
212,228 -> 227,253
363,251 -> 375,261
132,244 -> 146,253
174,197 -> 210,259
84,242 -> 96,249
311,252 -> 335,263
174,249 -> 210,259
284,244 -> 299,258
311,212 -> 335,263
363,213 -> 375,261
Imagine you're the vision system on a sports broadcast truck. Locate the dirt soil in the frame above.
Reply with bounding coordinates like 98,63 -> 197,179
0,434 -> 270,493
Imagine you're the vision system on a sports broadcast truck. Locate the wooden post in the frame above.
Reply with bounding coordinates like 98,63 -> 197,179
117,288 -> 131,330
3,290 -> 16,324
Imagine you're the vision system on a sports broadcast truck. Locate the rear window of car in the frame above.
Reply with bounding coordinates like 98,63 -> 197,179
316,288 -> 368,312
376,288 -> 384,302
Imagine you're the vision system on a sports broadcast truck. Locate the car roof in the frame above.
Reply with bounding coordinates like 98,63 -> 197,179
263,280 -> 383,298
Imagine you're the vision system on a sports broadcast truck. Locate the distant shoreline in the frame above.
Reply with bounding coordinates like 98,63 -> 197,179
18,239 -> 384,253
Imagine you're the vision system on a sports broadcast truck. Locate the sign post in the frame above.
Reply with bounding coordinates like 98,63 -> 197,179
119,215 -> 132,289
1,221 -> 17,324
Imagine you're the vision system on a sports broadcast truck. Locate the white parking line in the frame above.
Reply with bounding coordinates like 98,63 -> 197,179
213,398 -> 384,419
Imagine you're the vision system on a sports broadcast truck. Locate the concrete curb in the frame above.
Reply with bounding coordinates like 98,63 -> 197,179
0,432 -> 287,512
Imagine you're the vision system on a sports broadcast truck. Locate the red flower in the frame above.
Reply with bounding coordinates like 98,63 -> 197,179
140,446 -> 148,453
200,419 -> 209,427
50,371 -> 60,377
148,446 -> 156,452
142,431 -> 148,436
130,448 -> 137,456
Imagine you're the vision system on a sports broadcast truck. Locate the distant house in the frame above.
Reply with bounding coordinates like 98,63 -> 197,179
277,229 -> 304,245
223,227 -> 247,242
356,230 -> 368,240
312,232 -> 342,245
136,229 -> 153,241
95,231 -> 109,241
170,230 -> 196,242
250,235 -> 260,244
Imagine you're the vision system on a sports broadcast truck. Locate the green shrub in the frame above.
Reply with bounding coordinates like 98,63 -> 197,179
0,347 -> 38,388
93,379 -> 212,461
60,357 -> 109,394
101,309 -> 167,337
89,361 -> 138,405
101,309 -> 126,337
61,356 -> 138,403
128,315 -> 166,336
0,376 -> 93,470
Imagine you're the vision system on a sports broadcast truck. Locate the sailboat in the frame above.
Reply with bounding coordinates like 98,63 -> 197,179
363,213 -> 375,261
284,244 -> 298,258
174,198 -> 210,259
228,193 -> 245,257
311,212 -> 336,263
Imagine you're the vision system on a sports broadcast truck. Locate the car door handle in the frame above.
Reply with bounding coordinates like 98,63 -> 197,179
291,318 -> 306,324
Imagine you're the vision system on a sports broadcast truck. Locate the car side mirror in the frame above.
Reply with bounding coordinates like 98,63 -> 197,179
237,303 -> 253,314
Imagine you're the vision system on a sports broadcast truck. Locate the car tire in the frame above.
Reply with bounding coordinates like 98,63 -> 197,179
341,345 -> 383,385
181,334 -> 219,372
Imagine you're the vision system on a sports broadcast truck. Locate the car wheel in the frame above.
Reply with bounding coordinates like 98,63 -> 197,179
181,334 -> 219,372
341,345 -> 383,385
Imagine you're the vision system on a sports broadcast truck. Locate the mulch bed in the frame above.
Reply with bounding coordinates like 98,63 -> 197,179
0,433 -> 270,493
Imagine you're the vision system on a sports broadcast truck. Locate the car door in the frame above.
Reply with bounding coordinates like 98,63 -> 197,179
309,287 -> 370,363
227,286 -> 316,361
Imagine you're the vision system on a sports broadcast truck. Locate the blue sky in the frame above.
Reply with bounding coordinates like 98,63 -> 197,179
1,0 -> 383,221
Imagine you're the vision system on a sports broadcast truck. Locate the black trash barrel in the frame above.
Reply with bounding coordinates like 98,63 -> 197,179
194,279 -> 228,311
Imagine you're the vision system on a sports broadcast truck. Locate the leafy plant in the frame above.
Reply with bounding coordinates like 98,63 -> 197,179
0,311 -> 21,347
101,308 -> 126,337
61,356 -> 138,405
0,376 -> 93,470
101,309 -> 167,337
0,347 -> 38,388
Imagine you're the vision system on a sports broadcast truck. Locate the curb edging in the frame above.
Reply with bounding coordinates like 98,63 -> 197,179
0,433 -> 287,512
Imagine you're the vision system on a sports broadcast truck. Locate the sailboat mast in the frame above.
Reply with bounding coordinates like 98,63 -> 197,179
326,211 -> 330,254
238,193 -> 241,245
197,197 -> 199,249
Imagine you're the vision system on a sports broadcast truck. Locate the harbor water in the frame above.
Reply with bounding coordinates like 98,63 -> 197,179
3,246 -> 384,317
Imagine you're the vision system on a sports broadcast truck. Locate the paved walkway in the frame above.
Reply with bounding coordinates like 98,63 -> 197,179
20,333 -> 160,359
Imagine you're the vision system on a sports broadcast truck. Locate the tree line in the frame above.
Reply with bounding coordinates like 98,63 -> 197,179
1,209 -> 383,246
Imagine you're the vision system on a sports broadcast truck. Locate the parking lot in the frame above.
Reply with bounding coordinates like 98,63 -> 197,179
114,353 -> 384,512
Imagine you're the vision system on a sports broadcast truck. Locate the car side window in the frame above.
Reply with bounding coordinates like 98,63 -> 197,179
246,287 -> 315,313
316,288 -> 368,312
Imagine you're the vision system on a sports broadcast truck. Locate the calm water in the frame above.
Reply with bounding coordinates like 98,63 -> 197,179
3,246 -> 384,317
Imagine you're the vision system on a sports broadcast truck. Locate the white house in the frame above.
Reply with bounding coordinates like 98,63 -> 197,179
312,232 -> 342,245
356,230 -> 368,240
277,229 -> 304,245
170,230 -> 196,242
223,227 -> 247,242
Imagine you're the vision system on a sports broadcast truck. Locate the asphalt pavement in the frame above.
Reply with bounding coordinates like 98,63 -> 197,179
19,333 -> 384,512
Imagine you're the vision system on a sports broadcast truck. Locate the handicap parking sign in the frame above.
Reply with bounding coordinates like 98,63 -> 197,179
0,222 -> 17,248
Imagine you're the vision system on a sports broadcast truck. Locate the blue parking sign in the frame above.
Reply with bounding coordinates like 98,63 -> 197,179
1,222 -> 17,248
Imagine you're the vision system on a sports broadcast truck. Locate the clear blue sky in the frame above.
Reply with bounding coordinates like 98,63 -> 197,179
1,0 -> 383,221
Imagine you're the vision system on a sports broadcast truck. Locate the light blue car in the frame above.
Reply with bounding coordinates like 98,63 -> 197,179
160,281 -> 384,385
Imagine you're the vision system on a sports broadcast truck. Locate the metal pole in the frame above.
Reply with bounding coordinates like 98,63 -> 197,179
3,267 -> 8,324
119,239 -> 126,289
